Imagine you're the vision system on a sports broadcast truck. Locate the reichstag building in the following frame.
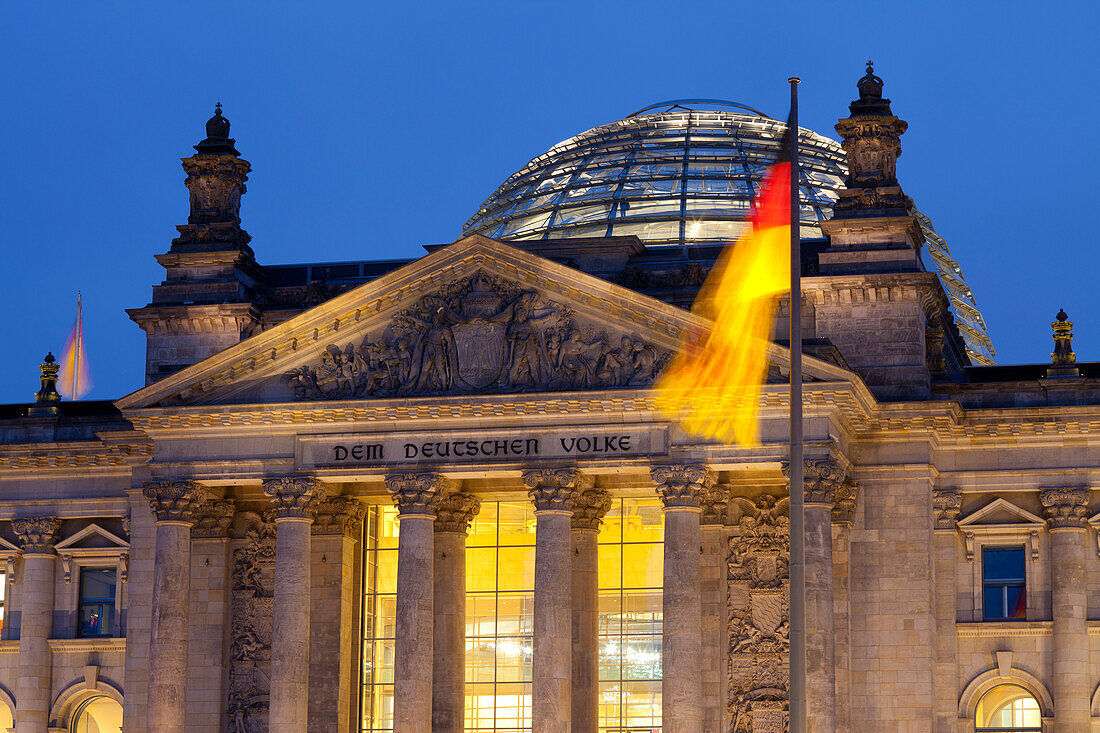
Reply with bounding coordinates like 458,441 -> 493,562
0,65 -> 1090,733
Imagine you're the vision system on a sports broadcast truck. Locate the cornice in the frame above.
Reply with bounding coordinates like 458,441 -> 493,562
47,637 -> 127,654
956,622 -> 1051,638
0,438 -> 152,473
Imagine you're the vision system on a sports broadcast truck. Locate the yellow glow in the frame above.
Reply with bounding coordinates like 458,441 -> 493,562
975,685 -> 1041,729
71,696 -> 123,733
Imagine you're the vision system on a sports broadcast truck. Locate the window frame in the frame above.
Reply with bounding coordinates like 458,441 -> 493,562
76,566 -> 118,639
981,546 -> 1027,622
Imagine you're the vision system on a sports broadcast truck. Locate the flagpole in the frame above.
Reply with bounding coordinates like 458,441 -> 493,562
787,76 -> 806,733
73,291 -> 82,399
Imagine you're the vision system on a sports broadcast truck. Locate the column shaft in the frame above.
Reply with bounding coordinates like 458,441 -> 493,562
394,514 -> 436,733
805,503 -> 836,733
14,554 -> 56,733
663,507 -> 703,733
148,521 -> 192,733
1051,527 -> 1089,732
931,532 -> 958,733
533,510 -> 572,733
433,531 -> 466,733
571,527 -> 599,733
270,518 -> 313,733
700,522 -> 727,733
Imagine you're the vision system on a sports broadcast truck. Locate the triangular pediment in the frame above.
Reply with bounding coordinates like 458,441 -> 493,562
118,235 -> 856,409
957,498 -> 1045,528
54,524 -> 129,552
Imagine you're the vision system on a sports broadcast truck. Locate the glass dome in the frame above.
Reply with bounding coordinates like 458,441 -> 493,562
464,100 -> 847,247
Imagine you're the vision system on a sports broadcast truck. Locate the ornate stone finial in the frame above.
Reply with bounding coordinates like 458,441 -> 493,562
798,459 -> 847,507
1050,309 -> 1077,365
12,516 -> 62,555
313,496 -> 369,538
262,477 -> 329,520
29,352 -> 62,415
434,493 -> 482,534
384,473 -> 450,516
523,469 -> 585,512
850,60 -> 892,116
833,478 -> 860,524
191,498 -> 236,538
700,484 -> 731,525
572,489 -> 614,530
1041,487 -> 1091,530
651,464 -> 714,509
143,480 -> 210,524
932,489 -> 962,531
194,102 -> 239,156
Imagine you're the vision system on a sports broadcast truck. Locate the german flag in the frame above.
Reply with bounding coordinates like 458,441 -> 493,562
58,291 -> 92,399
657,117 -> 793,446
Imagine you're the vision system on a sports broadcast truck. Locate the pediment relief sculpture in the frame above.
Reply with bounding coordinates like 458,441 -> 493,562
283,271 -> 672,400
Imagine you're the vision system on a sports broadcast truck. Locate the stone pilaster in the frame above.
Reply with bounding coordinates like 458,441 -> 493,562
1041,487 -> 1091,733
432,492 -> 480,733
831,480 -> 858,733
386,473 -> 447,733
12,516 -> 61,733
931,489 -> 961,733
700,485 -> 729,733
524,469 -> 583,733
143,480 -> 209,733
263,477 -> 328,733
652,464 -> 713,733
570,489 -> 612,733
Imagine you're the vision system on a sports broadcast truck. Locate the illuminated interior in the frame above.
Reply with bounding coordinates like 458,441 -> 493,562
70,696 -> 123,733
360,498 -> 664,732
975,685 -> 1042,731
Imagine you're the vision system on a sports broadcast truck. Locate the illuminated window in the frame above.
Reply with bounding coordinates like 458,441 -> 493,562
983,547 -> 1026,621
0,571 -> 6,635
975,685 -> 1041,731
361,506 -> 398,732
71,695 -> 123,733
77,568 -> 116,638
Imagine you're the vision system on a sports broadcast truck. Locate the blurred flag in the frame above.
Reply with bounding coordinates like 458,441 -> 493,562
657,116 -> 793,446
58,292 -> 92,399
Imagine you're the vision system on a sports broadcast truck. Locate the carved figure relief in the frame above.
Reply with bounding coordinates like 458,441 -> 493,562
283,271 -> 670,400
227,512 -> 276,732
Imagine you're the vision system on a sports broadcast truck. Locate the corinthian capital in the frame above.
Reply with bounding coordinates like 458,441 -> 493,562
191,498 -> 236,539
143,480 -> 210,524
932,489 -> 962,531
384,473 -> 450,516
12,516 -> 62,555
833,479 -> 860,525
262,477 -> 329,520
572,489 -> 613,530
1041,487 -> 1091,530
651,464 -> 714,509
802,459 -> 847,506
701,484 -> 731,526
435,493 -> 482,534
312,496 -> 368,538
523,469 -> 585,512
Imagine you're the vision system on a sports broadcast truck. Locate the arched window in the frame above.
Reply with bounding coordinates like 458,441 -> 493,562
976,685 -> 1042,732
70,695 -> 122,733
0,699 -> 12,732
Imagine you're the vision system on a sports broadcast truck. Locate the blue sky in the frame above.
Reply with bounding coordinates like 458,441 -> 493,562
2,1 -> 1097,401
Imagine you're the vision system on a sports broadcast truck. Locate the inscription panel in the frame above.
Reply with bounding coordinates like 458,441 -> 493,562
297,424 -> 670,470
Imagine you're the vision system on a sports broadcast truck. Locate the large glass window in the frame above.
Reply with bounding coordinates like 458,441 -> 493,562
975,685 -> 1042,731
77,568 -> 116,638
71,695 -> 123,733
360,498 -> 664,732
982,547 -> 1026,621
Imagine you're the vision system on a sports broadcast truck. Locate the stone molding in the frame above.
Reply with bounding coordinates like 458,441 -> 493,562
12,516 -> 62,554
651,464 -> 714,509
384,473 -> 450,516
143,480 -> 210,524
434,492 -> 481,534
571,489 -> 613,530
192,498 -> 236,539
701,484 -> 731,526
932,489 -> 963,531
262,477 -> 329,520
523,469 -> 585,512
47,638 -> 127,653
312,496 -> 368,538
833,479 -> 860,525
794,459 -> 847,506
1040,487 -> 1091,530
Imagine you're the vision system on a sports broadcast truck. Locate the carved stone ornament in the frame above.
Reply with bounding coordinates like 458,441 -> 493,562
571,489 -> 613,530
11,516 -> 62,555
312,496 -> 368,538
524,469 -> 586,512
794,459 -> 847,507
192,498 -> 236,539
384,473 -> 451,516
701,484 -> 731,526
832,478 -> 860,524
282,271 -> 671,401
262,477 -> 329,520
651,464 -> 714,509
227,512 -> 275,732
143,481 -> 211,524
1040,487 -> 1091,530
932,489 -> 963,531
434,493 -> 482,534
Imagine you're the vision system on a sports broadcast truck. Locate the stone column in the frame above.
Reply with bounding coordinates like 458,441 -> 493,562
433,492 -> 481,733
524,469 -> 583,733
652,464 -> 713,733
142,481 -> 208,733
570,489 -> 613,733
802,459 -> 845,733
1041,487 -> 1092,733
931,489 -> 961,733
263,477 -> 328,733
12,516 -> 61,733
700,486 -> 730,733
385,473 -> 447,733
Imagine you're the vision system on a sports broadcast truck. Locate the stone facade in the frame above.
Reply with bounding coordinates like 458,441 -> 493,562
0,70 -> 1095,733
